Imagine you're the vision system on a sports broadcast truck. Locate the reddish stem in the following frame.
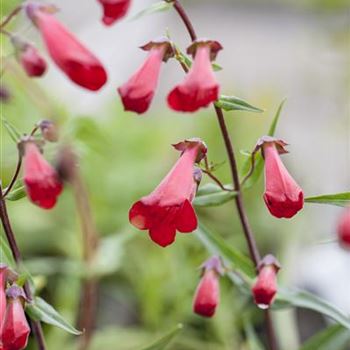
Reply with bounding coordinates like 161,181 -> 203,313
0,5 -> 22,29
3,154 -> 22,198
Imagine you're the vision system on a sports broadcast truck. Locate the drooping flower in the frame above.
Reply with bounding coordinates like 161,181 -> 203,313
19,44 -> 47,77
98,0 -> 131,26
193,256 -> 223,318
25,2 -> 107,91
0,265 -> 8,328
129,139 -> 207,247
258,136 -> 304,218
252,255 -> 281,309
22,140 -> 63,209
168,39 -> 222,112
338,208 -> 350,249
118,38 -> 174,114
1,286 -> 30,350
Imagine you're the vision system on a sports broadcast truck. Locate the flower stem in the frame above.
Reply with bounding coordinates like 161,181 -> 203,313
172,2 -> 278,349
0,183 -> 47,350
3,153 -> 22,198
0,5 -> 22,30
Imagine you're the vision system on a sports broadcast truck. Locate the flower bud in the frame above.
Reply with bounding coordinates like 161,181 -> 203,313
193,256 -> 223,318
38,119 -> 59,142
252,255 -> 281,309
1,286 -> 30,350
19,44 -> 47,77
338,208 -> 350,249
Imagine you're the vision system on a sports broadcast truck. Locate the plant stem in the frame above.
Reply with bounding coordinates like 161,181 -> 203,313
3,153 -> 22,197
172,2 -> 278,349
0,183 -> 47,350
0,5 -> 22,29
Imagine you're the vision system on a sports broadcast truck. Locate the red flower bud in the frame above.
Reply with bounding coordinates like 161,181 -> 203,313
129,139 -> 206,247
26,2 -> 107,91
0,265 -> 8,328
1,286 -> 30,350
98,0 -> 131,26
38,120 -> 59,142
252,255 -> 280,309
19,44 -> 47,77
262,139 -> 304,218
338,208 -> 350,249
118,39 -> 174,114
22,141 -> 63,209
167,40 -> 222,112
193,257 -> 223,317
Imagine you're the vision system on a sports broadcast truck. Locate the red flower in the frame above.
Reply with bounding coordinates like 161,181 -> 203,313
338,208 -> 350,249
19,44 -> 47,77
252,255 -> 280,309
22,141 -> 63,209
168,39 -> 222,112
98,0 -> 131,26
261,138 -> 304,218
1,286 -> 30,350
118,38 -> 174,114
129,139 -> 206,247
0,265 -> 8,329
193,257 -> 223,318
26,3 -> 107,91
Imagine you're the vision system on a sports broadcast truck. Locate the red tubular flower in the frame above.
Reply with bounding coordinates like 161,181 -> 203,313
338,208 -> 350,249
0,265 -> 8,328
1,286 -> 30,350
252,255 -> 281,309
129,139 -> 207,247
118,38 -> 174,114
25,2 -> 107,91
168,39 -> 222,112
19,44 -> 47,77
260,137 -> 304,218
98,0 -> 131,26
193,256 -> 223,318
22,140 -> 63,209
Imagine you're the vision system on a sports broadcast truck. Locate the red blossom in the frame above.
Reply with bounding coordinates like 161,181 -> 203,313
118,39 -> 173,114
262,141 -> 304,218
26,3 -> 107,91
23,142 -> 63,209
19,44 -> 47,77
252,255 -> 280,309
98,0 -> 131,26
1,286 -> 30,350
168,40 -> 222,112
129,139 -> 206,247
338,208 -> 350,249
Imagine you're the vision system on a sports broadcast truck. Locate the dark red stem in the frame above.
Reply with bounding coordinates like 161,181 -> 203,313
0,184 -> 47,350
0,5 -> 22,29
3,154 -> 22,197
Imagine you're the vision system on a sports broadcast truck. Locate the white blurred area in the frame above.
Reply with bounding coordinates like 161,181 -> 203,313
19,0 -> 350,313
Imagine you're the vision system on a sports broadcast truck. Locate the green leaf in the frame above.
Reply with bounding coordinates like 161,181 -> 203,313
131,1 -> 174,20
243,315 -> 264,350
305,192 -> 350,207
300,324 -> 350,350
140,324 -> 183,350
194,183 -> 237,207
26,297 -> 82,335
196,223 -> 255,278
215,95 -> 264,113
176,51 -> 222,71
241,99 -> 286,189
274,288 -> 350,330
6,185 -> 26,201
1,116 -> 21,143
0,237 -> 16,267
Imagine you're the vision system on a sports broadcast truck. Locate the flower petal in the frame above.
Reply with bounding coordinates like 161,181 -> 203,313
149,224 -> 176,247
176,199 -> 197,233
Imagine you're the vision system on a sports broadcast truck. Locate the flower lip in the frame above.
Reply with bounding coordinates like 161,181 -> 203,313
140,37 -> 175,62
200,256 -> 225,276
257,254 -> 281,272
25,1 -> 59,22
254,136 -> 289,156
6,285 -> 27,302
187,39 -> 223,61
17,136 -> 44,157
172,138 -> 207,163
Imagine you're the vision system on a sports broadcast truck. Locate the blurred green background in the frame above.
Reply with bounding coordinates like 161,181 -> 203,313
1,0 -> 349,349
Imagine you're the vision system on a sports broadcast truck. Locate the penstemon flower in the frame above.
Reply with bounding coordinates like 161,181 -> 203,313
129,139 -> 206,247
98,0 -> 131,26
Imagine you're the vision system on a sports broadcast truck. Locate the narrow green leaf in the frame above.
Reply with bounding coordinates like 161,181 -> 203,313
215,95 -> 264,113
305,192 -> 350,207
196,223 -> 255,278
131,1 -> 173,20
1,116 -> 21,143
0,237 -> 16,267
241,99 -> 286,189
6,185 -> 26,201
140,324 -> 183,350
243,315 -> 264,350
26,297 -> 82,335
300,324 -> 350,350
194,183 -> 237,207
274,288 -> 350,330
